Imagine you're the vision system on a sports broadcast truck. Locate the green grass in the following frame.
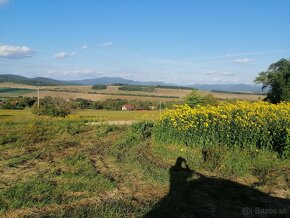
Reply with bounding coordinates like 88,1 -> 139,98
0,87 -> 35,97
0,111 -> 289,217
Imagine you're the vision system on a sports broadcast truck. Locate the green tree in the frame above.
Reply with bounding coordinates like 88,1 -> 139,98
32,96 -> 71,117
185,90 -> 217,108
255,58 -> 290,103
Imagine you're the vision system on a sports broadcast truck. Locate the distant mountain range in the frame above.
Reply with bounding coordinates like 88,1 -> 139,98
0,74 -> 265,93
190,84 -> 265,93
70,77 -> 170,86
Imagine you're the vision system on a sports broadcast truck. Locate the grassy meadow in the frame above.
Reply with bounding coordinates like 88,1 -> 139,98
0,88 -> 35,97
0,105 -> 289,217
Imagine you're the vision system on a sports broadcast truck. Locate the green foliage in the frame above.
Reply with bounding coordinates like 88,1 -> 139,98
129,121 -> 155,140
0,97 -> 37,110
91,84 -> 107,90
32,96 -> 71,117
17,96 -> 37,107
255,58 -> 290,103
71,98 -> 176,110
1,99 -> 20,109
65,120 -> 91,135
101,98 -> 128,110
185,90 -> 218,107
75,98 -> 93,109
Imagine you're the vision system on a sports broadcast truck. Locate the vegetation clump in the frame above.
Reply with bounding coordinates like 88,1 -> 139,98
185,90 -> 218,107
0,97 -> 36,110
91,84 -> 107,90
32,96 -> 71,117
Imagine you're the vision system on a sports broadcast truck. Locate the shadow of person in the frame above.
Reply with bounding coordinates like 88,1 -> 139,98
145,157 -> 290,218
168,157 -> 194,195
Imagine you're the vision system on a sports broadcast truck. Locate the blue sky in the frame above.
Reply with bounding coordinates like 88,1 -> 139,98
0,0 -> 290,84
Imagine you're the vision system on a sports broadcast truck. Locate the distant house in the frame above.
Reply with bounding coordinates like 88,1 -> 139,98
122,104 -> 135,111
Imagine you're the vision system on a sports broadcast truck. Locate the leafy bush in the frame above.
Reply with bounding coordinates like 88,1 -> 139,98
32,96 -> 71,117
129,121 -> 155,140
101,98 -> 128,110
185,90 -> 217,107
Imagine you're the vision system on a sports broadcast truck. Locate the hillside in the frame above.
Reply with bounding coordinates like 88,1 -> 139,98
0,74 -> 73,86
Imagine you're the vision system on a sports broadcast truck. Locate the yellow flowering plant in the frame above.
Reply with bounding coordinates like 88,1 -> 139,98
154,101 -> 290,156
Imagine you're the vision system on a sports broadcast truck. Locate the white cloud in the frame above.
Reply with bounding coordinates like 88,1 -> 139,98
0,0 -> 9,5
81,45 -> 88,49
54,51 -> 76,59
233,58 -> 255,63
0,45 -> 35,58
100,42 -> 113,47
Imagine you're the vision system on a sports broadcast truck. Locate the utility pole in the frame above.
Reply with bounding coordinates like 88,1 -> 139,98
37,86 -> 40,108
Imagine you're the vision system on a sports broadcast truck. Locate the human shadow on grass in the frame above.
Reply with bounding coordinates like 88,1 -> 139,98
145,157 -> 290,218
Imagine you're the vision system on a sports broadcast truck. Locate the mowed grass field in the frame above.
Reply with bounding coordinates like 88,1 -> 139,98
0,110 -> 289,217
0,109 -> 161,122
0,82 -> 265,101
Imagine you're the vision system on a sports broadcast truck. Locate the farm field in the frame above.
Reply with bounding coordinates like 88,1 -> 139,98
0,107 -> 289,217
0,87 -> 35,97
0,82 -> 265,101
